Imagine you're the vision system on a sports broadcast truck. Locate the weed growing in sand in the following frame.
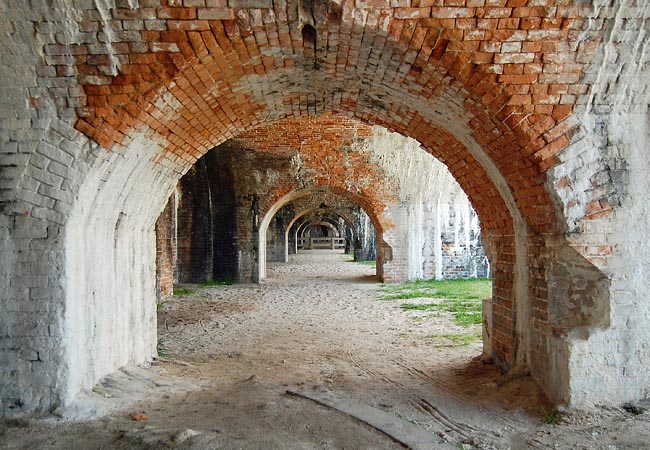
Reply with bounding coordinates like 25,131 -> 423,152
201,276 -> 234,287
542,408 -> 563,425
426,330 -> 482,346
156,342 -> 171,358
393,411 -> 421,426
173,287 -> 195,296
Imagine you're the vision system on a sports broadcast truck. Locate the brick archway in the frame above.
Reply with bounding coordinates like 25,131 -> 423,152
63,4 -> 593,384
290,209 -> 356,239
288,206 -> 359,256
258,187 -> 388,281
6,1 -> 647,415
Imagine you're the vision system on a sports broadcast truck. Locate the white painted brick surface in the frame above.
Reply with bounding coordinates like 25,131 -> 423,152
545,2 -> 650,408
0,0 -> 649,416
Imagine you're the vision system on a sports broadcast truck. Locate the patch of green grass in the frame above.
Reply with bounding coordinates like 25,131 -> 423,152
201,276 -> 234,287
356,259 -> 376,267
401,299 -> 483,326
380,278 -> 491,301
426,330 -> 482,346
173,287 -> 195,296
341,253 -> 354,261
380,278 -> 491,327
455,310 -> 482,327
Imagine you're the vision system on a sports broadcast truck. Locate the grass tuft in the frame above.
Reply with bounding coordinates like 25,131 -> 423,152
173,287 -> 195,296
201,277 -> 234,287
156,342 -> 171,358
426,330 -> 482,346
542,408 -> 563,425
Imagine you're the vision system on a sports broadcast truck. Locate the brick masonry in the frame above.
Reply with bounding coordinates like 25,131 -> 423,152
157,120 -> 482,288
0,0 -> 649,414
155,191 -> 177,298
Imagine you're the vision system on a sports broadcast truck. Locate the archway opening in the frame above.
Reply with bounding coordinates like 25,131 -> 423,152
149,118 -> 499,391
257,186 -> 385,282
5,7 -> 650,450
43,1 -> 613,420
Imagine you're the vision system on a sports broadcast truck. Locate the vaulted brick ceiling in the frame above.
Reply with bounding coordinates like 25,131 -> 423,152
61,1 -> 596,236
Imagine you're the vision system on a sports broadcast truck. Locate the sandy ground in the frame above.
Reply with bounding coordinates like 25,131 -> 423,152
2,250 -> 650,450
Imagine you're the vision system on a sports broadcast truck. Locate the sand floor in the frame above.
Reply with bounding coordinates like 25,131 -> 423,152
2,250 -> 649,449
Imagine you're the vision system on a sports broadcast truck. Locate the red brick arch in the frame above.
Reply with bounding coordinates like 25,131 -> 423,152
70,3 -> 593,237
226,113 -> 519,363
283,201 -> 364,258
290,209 -> 357,239
64,2 -> 601,372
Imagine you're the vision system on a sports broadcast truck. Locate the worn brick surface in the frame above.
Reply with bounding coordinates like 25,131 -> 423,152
155,192 -> 177,298
2,0 -> 650,414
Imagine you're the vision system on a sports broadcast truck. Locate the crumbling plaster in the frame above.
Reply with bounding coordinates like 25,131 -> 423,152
1,0 -> 649,415
544,1 -> 650,406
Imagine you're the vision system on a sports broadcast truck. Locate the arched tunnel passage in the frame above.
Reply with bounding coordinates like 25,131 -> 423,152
5,1 -> 647,429
269,202 -> 354,255
149,131 -> 501,449
70,60 -> 534,419
150,120 -> 501,403
151,109 -> 549,421
156,121 -> 492,289
257,187 -> 386,282
294,213 -> 359,255
288,208 -> 357,254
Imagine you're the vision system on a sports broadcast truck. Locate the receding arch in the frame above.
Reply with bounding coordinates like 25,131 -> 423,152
290,207 -> 357,253
302,221 -> 339,238
64,109 -> 529,413
258,187 -> 386,282
290,209 -> 356,239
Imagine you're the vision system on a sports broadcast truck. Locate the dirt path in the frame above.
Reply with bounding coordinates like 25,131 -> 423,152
2,251 -> 649,449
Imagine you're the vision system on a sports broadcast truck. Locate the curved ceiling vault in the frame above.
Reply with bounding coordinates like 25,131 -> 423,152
292,209 -> 357,237
66,1 -> 597,237
260,187 -> 383,236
